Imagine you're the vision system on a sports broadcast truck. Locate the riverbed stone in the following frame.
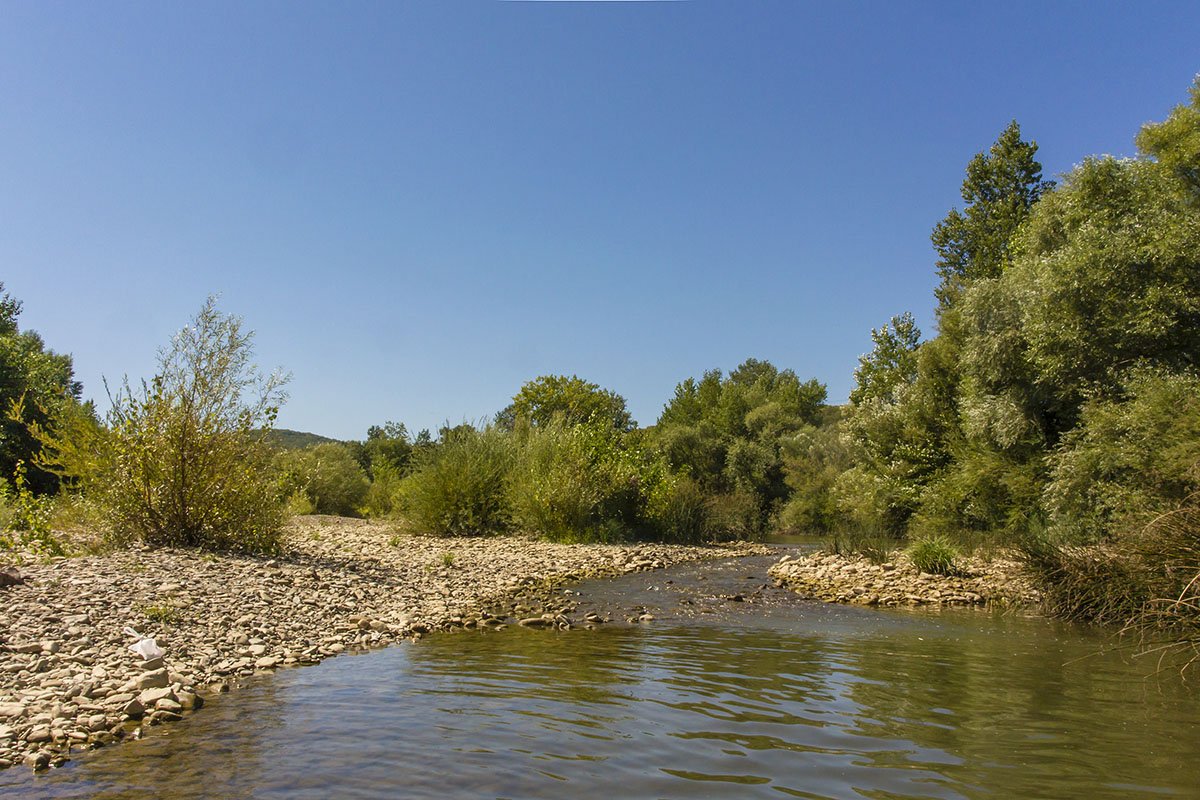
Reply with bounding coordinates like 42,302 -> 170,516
176,691 -> 202,711
137,669 -> 170,690
138,687 -> 176,707
25,726 -> 51,743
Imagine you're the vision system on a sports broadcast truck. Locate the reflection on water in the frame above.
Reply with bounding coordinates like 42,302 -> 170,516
4,572 -> 1200,799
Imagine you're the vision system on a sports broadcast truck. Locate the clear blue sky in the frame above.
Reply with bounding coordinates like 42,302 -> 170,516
2,2 -> 1197,439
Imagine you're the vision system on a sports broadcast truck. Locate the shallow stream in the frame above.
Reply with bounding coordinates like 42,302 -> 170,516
5,546 -> 1200,799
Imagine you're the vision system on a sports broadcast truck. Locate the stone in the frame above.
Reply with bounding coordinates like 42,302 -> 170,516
0,725 -> 13,740
138,669 -> 169,689
155,698 -> 182,714
0,703 -> 25,719
122,699 -> 145,719
25,726 -> 51,743
138,687 -> 176,707
0,567 -> 24,587
176,691 -> 202,711
140,657 -> 164,672
24,751 -> 50,771
255,656 -> 279,669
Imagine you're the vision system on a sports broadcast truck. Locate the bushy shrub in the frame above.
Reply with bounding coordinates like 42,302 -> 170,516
1046,370 -> 1200,543
507,421 -> 642,542
398,425 -> 512,536
0,462 -> 62,555
824,527 -> 899,564
644,473 -> 708,543
703,490 -> 764,540
906,534 -> 960,575
360,461 -> 404,518
38,299 -> 289,552
910,445 -> 1044,541
276,442 -> 370,517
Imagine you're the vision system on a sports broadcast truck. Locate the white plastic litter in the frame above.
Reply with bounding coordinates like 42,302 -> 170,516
123,626 -> 165,660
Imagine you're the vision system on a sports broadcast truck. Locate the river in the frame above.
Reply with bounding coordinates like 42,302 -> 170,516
4,547 -> 1199,798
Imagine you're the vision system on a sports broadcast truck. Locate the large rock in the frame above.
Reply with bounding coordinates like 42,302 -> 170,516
0,567 -> 24,587
137,669 -> 170,689
23,751 -> 49,771
155,698 -> 183,714
138,687 -> 176,707
24,727 -> 51,743
176,691 -> 202,711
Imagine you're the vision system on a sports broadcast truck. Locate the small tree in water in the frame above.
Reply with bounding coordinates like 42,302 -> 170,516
102,298 -> 289,551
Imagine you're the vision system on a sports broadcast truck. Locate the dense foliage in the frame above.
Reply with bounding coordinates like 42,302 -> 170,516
824,79 -> 1200,645
650,358 -> 827,536
26,298 -> 289,552
500,374 -> 634,432
276,442 -> 371,517
0,283 -> 83,495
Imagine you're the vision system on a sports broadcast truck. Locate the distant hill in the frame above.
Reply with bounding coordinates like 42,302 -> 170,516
262,428 -> 340,450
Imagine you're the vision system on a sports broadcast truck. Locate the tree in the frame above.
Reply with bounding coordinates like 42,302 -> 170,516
652,359 -> 827,535
364,420 -> 413,475
1136,76 -> 1200,203
838,123 -> 1050,536
509,374 -> 634,431
849,312 -> 921,405
0,282 -> 83,494
932,121 -> 1053,310
97,298 -> 289,550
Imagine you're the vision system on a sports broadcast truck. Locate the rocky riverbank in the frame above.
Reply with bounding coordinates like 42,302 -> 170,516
769,549 -> 1040,608
0,517 -> 760,771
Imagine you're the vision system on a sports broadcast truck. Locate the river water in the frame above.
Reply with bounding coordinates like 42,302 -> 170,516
5,548 -> 1200,799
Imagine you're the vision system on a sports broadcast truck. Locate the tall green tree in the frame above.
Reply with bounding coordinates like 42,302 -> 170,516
653,359 -> 826,533
0,282 -> 83,494
507,374 -> 634,432
931,121 -> 1053,310
840,122 -> 1051,535
849,312 -> 921,406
